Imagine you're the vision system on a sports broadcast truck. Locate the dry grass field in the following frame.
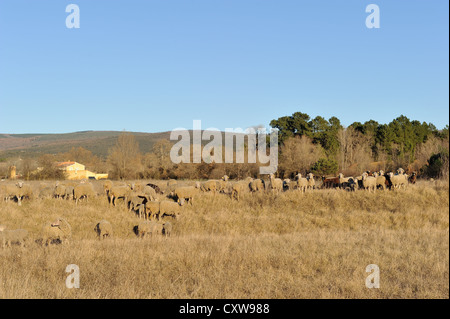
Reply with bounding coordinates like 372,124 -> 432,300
0,179 -> 448,299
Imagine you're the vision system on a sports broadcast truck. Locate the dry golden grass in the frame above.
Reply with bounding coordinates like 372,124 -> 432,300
0,180 -> 448,298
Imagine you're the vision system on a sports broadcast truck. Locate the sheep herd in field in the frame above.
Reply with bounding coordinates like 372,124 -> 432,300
0,167 -> 418,248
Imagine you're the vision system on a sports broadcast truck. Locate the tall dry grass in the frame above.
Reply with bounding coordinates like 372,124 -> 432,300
0,180 -> 448,298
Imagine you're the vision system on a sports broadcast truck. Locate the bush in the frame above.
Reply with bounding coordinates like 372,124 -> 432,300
310,158 -> 338,176
423,150 -> 449,179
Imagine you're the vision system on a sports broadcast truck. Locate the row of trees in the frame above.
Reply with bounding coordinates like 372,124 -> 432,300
271,113 -> 448,178
2,114 -> 448,181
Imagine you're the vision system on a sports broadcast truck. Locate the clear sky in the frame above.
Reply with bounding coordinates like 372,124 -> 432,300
0,0 -> 448,134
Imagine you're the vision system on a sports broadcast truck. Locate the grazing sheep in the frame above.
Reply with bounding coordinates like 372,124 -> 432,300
128,194 -> 146,212
130,182 -> 145,192
1,229 -> 28,248
1,184 -> 17,202
64,186 -> 74,200
108,185 -> 131,207
269,174 -> 283,194
139,201 -> 160,220
173,186 -> 198,205
162,222 -> 172,237
231,180 -> 249,201
74,183 -> 96,205
133,221 -> 153,238
216,175 -> 230,193
103,180 -> 113,197
146,183 -> 164,194
133,221 -> 163,238
249,178 -> 265,192
142,185 -> 157,201
167,179 -> 177,187
94,220 -> 113,240
150,222 -> 163,236
54,183 -> 66,199
42,217 -> 72,245
362,172 -> 377,192
159,200 -> 181,219
200,180 -> 217,194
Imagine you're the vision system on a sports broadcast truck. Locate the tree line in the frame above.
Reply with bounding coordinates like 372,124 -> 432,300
2,113 -> 448,181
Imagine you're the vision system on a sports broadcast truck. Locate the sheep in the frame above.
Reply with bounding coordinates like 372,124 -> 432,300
1,184 -> 17,202
322,176 -> 340,189
103,180 -> 113,197
295,173 -> 308,193
133,221 -> 164,238
162,222 -> 172,237
282,179 -> 291,191
373,172 -> 386,190
142,185 -> 157,201
146,183 -> 164,194
94,220 -> 113,240
361,172 -> 377,192
150,222 -> 164,236
249,178 -> 265,192
139,201 -> 160,220
387,172 -> 408,190
0,229 -> 28,248
167,179 -> 177,187
408,172 -> 417,184
338,173 -> 353,189
269,173 -> 283,194
231,180 -> 249,201
107,185 -> 131,207
15,182 -> 33,206
200,180 -> 217,194
128,193 -> 146,213
341,177 -> 357,192
173,186 -> 198,205
38,185 -> 54,199
306,173 -> 315,190
130,182 -> 145,193
64,186 -> 74,200
214,175 -> 230,193
133,221 -> 153,238
0,225 -> 6,232
42,217 -> 72,245
159,200 -> 181,220
74,183 -> 96,205
54,183 -> 66,199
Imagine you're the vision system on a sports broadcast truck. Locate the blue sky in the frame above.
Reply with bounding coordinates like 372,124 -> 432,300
0,0 -> 448,134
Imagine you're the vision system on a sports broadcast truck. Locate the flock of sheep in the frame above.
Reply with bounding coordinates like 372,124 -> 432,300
0,167 -> 416,248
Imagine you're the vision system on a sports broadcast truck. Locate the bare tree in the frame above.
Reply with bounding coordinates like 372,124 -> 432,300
107,132 -> 143,180
279,136 -> 324,178
337,127 -> 373,175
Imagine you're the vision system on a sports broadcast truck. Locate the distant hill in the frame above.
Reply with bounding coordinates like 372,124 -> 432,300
0,131 -> 172,159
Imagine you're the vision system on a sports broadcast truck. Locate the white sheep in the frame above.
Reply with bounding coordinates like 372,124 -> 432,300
269,174 -> 283,194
